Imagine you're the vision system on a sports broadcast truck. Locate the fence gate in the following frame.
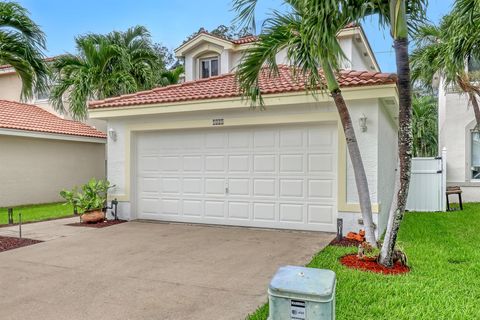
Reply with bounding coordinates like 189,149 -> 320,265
406,149 -> 447,212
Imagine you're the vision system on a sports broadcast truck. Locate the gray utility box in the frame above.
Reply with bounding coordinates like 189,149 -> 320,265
268,266 -> 336,320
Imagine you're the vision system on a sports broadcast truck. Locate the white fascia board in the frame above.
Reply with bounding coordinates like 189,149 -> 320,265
0,128 -> 106,143
89,84 -> 398,119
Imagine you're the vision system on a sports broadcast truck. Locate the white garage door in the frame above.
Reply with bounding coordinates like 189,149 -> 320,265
135,123 -> 337,232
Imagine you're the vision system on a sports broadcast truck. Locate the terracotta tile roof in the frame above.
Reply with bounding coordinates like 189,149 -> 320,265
89,65 -> 397,110
232,35 -> 259,44
0,100 -> 106,139
197,23 -> 358,46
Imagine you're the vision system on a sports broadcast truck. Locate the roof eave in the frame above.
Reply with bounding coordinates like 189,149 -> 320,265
89,84 -> 398,119
0,128 -> 107,143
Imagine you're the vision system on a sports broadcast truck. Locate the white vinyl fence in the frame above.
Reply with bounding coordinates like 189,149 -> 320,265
406,148 -> 447,212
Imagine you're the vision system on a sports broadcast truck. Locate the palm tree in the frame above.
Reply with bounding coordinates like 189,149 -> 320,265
373,0 -> 426,268
0,1 -> 48,100
338,0 -> 427,267
233,0 -> 428,263
412,94 -> 437,157
50,26 -> 168,120
158,65 -> 185,86
411,7 -> 480,126
233,0 -> 378,246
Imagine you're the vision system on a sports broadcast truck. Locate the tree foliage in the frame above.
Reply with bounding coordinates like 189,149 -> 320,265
411,0 -> 480,124
182,24 -> 252,44
412,94 -> 438,157
0,1 -> 48,100
50,26 -> 175,120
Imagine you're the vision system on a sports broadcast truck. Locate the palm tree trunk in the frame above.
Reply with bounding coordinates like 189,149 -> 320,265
468,92 -> 480,125
323,64 -> 377,247
379,0 -> 412,267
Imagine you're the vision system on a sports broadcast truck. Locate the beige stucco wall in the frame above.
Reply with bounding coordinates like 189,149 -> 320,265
438,83 -> 480,202
0,135 -> 106,207
0,72 -> 107,132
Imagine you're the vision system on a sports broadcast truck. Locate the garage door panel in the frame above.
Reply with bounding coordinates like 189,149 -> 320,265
280,179 -> 304,198
139,177 -> 159,193
205,132 -> 226,148
183,200 -> 203,217
308,205 -> 334,224
308,180 -> 334,199
253,179 -> 276,197
160,156 -> 181,172
280,128 -> 304,147
308,154 -> 335,173
136,124 -> 337,232
205,156 -> 225,172
183,178 -> 202,194
139,156 -> 158,172
254,130 -> 276,148
205,201 -> 225,218
308,127 -> 335,147
205,178 -> 226,195
162,178 -> 181,194
228,155 -> 250,172
228,202 -> 250,219
280,154 -> 304,173
254,155 -> 276,173
138,198 -> 160,214
228,131 -> 251,148
228,179 -> 249,196
253,202 -> 276,221
161,199 -> 180,215
183,156 -> 203,171
280,204 -> 304,222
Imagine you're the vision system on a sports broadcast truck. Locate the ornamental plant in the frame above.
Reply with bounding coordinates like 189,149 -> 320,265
60,178 -> 112,213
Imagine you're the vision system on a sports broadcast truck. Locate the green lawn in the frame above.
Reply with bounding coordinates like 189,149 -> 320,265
0,202 -> 74,225
247,203 -> 480,319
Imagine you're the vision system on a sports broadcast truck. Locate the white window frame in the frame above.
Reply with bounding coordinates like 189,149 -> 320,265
198,56 -> 220,79
471,129 -> 480,181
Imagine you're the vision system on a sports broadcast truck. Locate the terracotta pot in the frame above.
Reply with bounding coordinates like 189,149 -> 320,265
81,210 -> 105,223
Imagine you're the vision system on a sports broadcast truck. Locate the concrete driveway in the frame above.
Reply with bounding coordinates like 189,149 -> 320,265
0,221 -> 333,320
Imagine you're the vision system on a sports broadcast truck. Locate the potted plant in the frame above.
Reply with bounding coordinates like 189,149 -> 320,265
60,178 -> 112,223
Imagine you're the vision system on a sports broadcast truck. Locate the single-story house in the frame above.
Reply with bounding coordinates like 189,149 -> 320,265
88,25 -> 399,236
0,100 -> 106,207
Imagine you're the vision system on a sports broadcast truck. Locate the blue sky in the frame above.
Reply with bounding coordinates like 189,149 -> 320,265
18,0 -> 454,72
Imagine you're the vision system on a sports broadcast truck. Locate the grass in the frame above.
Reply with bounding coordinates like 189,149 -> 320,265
0,202 -> 74,225
247,203 -> 480,319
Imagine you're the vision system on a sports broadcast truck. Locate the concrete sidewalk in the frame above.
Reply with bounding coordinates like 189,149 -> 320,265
0,221 -> 333,320
0,217 -> 94,241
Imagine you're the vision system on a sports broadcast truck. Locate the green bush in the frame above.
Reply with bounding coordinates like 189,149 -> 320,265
60,178 -> 112,213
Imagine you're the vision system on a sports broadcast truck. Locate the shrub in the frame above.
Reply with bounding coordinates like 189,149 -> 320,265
60,178 -> 112,213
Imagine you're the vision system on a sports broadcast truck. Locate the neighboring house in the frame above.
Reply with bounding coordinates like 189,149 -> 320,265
0,100 -> 106,207
0,61 -> 107,132
88,25 -> 399,236
438,62 -> 480,202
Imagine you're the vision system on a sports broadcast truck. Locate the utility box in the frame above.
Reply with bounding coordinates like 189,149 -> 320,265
268,266 -> 336,320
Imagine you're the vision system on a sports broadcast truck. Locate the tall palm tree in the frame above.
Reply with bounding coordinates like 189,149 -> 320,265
340,0 -> 427,267
374,0 -> 423,267
50,26 -> 167,120
233,0 -> 428,263
0,1 -> 48,100
233,0 -> 378,246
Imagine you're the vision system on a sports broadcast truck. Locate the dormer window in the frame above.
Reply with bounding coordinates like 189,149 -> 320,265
200,56 -> 219,78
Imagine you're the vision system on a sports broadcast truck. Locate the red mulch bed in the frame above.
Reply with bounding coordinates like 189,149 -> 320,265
0,236 -> 42,252
330,237 -> 362,247
340,254 -> 410,275
66,220 -> 126,228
